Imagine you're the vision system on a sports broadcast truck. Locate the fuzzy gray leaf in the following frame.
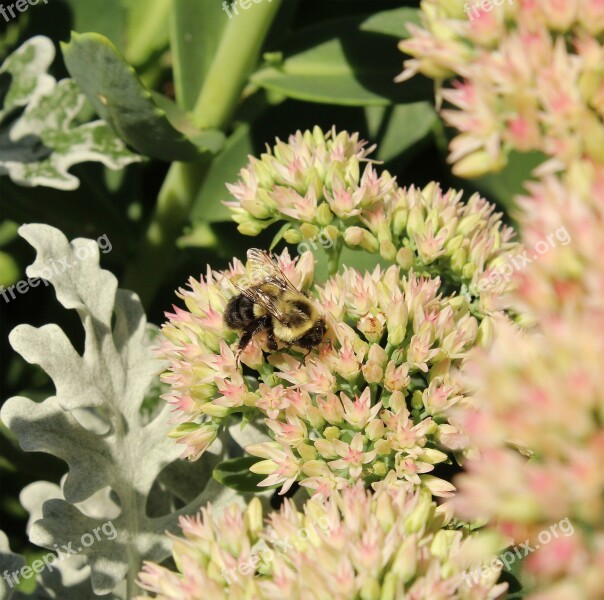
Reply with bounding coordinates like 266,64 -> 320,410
0,531 -> 26,600
0,224 -> 236,597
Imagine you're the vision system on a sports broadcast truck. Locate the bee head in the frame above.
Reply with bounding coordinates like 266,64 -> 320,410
296,318 -> 327,349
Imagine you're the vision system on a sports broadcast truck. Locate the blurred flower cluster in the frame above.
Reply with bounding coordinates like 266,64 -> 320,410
513,162 -> 604,318
225,127 -> 518,307
158,233 -> 521,498
137,483 -> 507,600
398,0 -> 604,177
454,313 -> 604,599
450,133 -> 604,597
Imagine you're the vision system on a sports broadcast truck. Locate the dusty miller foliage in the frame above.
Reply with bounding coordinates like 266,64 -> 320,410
0,225 -> 247,599
0,37 -> 140,190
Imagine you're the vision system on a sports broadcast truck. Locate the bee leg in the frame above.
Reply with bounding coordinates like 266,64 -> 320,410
266,327 -> 278,352
236,317 -> 271,367
298,348 -> 313,368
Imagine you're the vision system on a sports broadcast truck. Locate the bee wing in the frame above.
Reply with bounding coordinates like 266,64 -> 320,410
246,248 -> 300,294
231,280 -> 289,323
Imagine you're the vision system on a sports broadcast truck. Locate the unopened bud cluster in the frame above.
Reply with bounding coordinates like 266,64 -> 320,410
225,127 -> 518,310
137,484 -> 507,600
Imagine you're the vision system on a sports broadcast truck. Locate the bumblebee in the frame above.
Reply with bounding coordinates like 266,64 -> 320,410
224,249 -> 327,361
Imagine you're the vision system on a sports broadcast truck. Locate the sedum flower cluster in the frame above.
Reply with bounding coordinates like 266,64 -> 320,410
225,127 -> 518,309
160,249 -> 489,498
154,128 -> 523,599
158,129 -> 521,499
451,164 -> 604,598
397,0 -> 604,177
137,484 -> 507,600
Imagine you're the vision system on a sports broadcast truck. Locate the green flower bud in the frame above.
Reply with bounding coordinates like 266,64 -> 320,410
406,204 -> 425,235
257,187 -> 278,210
404,492 -> 433,534
392,206 -> 409,237
445,234 -> 464,255
242,198 -> 273,220
450,247 -> 467,273
380,572 -> 396,600
316,202 -> 334,226
452,150 -> 506,179
411,390 -> 423,411
324,426 -> 340,441
246,497 -> 264,538
300,222 -> 320,240
392,535 -> 417,582
457,212 -> 484,236
345,156 -> 360,185
387,300 -> 408,346
323,225 -> 340,243
199,403 -> 231,417
168,422 -> 199,438
360,577 -> 380,600
375,492 -> 395,531
375,439 -> 392,456
420,448 -> 449,465
308,169 -> 324,200
366,420 -> 385,441
477,316 -> 494,347
344,227 -> 379,253
396,247 -> 414,270
237,221 -> 265,236
283,228 -> 303,244
462,262 -> 476,280
430,529 -> 459,561
380,240 -> 397,261
298,443 -> 318,461
372,460 -> 388,477
253,159 -> 275,188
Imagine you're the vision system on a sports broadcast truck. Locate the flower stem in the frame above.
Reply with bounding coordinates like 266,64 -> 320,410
123,1 -> 281,307
326,236 -> 344,275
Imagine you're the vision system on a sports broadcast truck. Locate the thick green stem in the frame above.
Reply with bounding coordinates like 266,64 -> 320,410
123,1 -> 281,306
192,2 -> 281,129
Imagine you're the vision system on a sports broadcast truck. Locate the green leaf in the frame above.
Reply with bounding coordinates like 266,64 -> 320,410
0,250 -> 19,287
213,456 -> 266,493
125,0 -> 171,66
251,8 -> 432,106
170,0 -> 229,111
61,32 -> 218,162
151,92 -> 226,153
270,222 -> 292,251
471,150 -> 545,210
365,102 -> 437,162
191,123 -> 255,222
0,224 -> 236,596
0,37 -> 139,191
313,244 -> 390,284
62,0 -> 126,52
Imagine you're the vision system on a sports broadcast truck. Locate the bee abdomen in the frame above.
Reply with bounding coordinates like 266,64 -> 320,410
224,294 -> 256,330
